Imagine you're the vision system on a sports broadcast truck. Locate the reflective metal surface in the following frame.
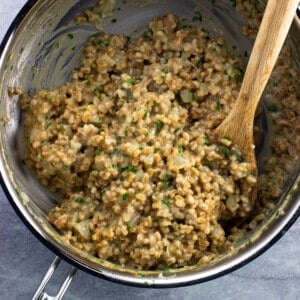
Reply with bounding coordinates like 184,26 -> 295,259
0,0 -> 299,288
32,256 -> 77,300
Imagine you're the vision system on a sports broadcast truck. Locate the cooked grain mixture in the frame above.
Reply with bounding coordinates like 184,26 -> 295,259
19,7 -> 299,270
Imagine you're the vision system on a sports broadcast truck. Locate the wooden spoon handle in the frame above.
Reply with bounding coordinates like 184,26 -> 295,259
237,0 -> 299,117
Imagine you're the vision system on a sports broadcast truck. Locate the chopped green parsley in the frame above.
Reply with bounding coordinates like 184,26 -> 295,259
98,39 -> 110,46
95,149 -> 102,155
218,145 -> 230,156
155,120 -> 164,133
216,100 -> 223,110
162,198 -> 170,207
121,165 -> 136,173
74,197 -> 84,204
122,192 -> 129,200
162,174 -> 172,187
125,78 -> 135,85
126,223 -> 133,231
204,135 -> 210,145
94,87 -> 104,96
174,127 -> 181,133
232,68 -> 244,80
177,145 -> 184,154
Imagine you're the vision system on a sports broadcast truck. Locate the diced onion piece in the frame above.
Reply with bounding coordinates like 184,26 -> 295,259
73,221 -> 91,241
197,83 -> 209,99
180,89 -> 194,103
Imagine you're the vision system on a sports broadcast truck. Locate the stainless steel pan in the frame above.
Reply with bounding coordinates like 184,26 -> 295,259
0,0 -> 299,298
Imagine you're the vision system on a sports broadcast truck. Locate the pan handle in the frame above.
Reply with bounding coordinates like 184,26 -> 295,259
32,256 -> 77,300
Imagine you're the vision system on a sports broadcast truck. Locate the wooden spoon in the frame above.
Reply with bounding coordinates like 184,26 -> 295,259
215,0 -> 299,170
